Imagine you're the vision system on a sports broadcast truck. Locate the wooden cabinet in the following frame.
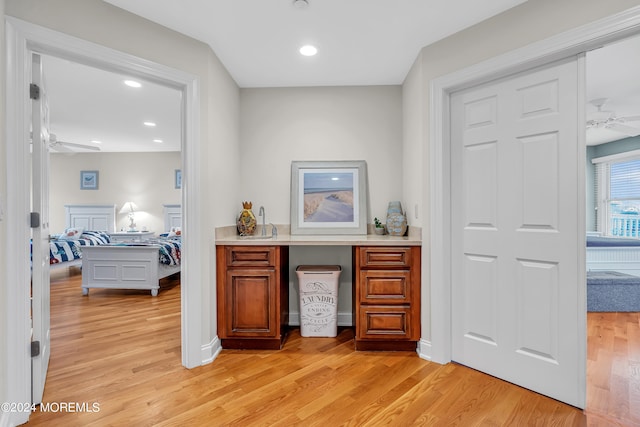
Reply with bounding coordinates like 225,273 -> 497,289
216,245 -> 289,349
353,246 -> 421,351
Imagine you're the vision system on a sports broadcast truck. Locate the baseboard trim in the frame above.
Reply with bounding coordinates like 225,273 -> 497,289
201,336 -> 222,365
417,338 -> 433,362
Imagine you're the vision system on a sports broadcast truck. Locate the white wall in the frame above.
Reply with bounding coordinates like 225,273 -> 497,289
49,152 -> 181,233
239,86 -> 403,223
403,0 -> 640,342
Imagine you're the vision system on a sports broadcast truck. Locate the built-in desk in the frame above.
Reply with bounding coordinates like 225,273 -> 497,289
215,225 -> 421,351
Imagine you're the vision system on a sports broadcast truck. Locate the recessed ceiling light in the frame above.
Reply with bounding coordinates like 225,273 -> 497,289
143,121 -> 156,127
293,0 -> 309,9
124,80 -> 141,88
153,139 -> 163,143
90,140 -> 102,144
299,45 -> 318,56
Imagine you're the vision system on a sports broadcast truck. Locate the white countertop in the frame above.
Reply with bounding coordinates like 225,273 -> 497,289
215,225 -> 421,246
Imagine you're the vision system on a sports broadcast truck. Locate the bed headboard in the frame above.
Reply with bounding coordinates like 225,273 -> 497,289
65,204 -> 116,233
163,204 -> 182,231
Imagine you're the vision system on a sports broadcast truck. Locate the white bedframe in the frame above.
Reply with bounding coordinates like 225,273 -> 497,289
81,204 -> 182,296
51,204 -> 116,271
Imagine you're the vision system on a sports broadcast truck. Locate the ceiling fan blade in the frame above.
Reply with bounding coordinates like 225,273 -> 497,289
606,122 -> 640,137
50,144 -> 74,153
58,141 -> 101,151
619,115 -> 640,122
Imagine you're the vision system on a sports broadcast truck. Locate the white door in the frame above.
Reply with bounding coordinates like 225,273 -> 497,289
450,58 -> 585,407
31,53 -> 51,405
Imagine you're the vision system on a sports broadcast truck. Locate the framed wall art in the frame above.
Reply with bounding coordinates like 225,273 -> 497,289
80,170 -> 99,190
290,160 -> 368,235
175,169 -> 182,189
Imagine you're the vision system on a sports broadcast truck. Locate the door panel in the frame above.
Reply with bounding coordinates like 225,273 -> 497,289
451,58 -> 584,407
31,53 -> 51,405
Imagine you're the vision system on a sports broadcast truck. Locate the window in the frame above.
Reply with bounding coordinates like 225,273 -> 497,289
594,153 -> 640,238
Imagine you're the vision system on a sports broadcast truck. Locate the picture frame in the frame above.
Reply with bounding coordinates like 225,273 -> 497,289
175,169 -> 182,189
290,160 -> 368,235
80,170 -> 99,190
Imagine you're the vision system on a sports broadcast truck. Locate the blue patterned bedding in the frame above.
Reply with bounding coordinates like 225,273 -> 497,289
48,231 -> 111,265
157,240 -> 181,266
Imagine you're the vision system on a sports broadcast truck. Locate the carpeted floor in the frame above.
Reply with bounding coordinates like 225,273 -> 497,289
587,270 -> 640,311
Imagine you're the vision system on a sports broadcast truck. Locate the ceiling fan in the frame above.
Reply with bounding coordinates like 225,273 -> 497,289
48,133 -> 101,152
586,98 -> 640,137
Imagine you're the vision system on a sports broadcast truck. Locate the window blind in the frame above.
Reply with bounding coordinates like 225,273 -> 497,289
610,159 -> 640,200
594,162 -> 608,232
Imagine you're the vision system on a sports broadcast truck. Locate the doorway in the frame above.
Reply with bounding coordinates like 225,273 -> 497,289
429,6 -> 640,412
5,17 -> 203,423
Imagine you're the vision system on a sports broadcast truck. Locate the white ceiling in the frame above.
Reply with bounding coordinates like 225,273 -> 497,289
43,1 -> 640,152
586,35 -> 640,146
43,55 -> 182,153
103,0 -> 528,88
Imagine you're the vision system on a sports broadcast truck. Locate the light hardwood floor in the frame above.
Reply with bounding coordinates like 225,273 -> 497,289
24,269 -> 639,426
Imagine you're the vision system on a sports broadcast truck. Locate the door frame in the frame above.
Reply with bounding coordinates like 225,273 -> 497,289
4,17 -> 203,424
428,6 -> 640,369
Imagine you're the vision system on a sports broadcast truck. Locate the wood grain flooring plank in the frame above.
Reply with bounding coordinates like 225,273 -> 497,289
23,269 -> 640,426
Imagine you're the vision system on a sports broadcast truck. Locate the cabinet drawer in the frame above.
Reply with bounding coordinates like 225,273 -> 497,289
226,246 -> 275,267
359,270 -> 411,304
358,305 -> 413,340
359,247 -> 412,268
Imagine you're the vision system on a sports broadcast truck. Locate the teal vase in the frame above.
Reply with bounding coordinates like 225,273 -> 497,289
386,201 -> 407,236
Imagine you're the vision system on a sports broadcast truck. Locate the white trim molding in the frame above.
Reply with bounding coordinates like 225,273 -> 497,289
417,339 -> 432,361
201,337 -> 223,365
592,148 -> 640,164
429,5 -> 640,369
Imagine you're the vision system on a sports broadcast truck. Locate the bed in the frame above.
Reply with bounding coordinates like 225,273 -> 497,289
81,204 -> 182,296
48,231 -> 111,269
48,204 -> 117,270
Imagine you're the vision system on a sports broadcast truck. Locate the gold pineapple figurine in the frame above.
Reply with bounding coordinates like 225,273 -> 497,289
237,201 -> 257,236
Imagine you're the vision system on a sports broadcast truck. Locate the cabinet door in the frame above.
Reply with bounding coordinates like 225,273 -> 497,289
224,269 -> 277,338
357,305 -> 413,340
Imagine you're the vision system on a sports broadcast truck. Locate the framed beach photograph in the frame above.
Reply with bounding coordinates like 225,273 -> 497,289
290,160 -> 368,235
80,170 -> 99,190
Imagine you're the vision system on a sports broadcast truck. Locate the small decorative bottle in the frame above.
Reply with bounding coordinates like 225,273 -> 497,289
237,201 -> 257,236
385,201 -> 407,236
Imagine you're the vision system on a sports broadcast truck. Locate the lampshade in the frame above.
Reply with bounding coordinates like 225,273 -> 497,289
119,201 -> 138,214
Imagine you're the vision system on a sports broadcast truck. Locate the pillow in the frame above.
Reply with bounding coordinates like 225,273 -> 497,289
167,227 -> 182,238
58,227 -> 84,240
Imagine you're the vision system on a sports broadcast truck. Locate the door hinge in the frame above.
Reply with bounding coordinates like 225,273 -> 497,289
31,341 -> 40,357
30,83 -> 40,100
30,212 -> 40,228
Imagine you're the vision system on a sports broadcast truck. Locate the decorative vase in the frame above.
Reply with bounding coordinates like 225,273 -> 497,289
385,201 -> 407,236
237,201 -> 257,236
